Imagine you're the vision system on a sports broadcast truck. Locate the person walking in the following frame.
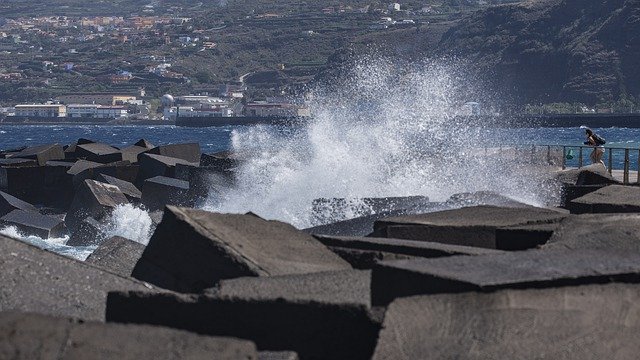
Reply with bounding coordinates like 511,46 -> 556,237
583,127 -> 606,168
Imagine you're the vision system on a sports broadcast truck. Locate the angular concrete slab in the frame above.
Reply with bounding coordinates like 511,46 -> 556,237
0,158 -> 37,167
134,138 -> 155,149
137,153 -> 198,182
373,205 -> 568,248
146,142 -> 201,163
8,144 -> 64,166
97,173 -> 142,202
66,216 -> 104,246
0,235 -> 153,321
132,206 -> 351,292
371,249 -> 640,306
258,351 -> 298,360
209,269 -> 371,307
140,176 -> 191,211
76,143 -> 123,164
494,222 -> 561,250
444,191 -> 532,208
543,214 -> 640,252
315,235 -> 502,268
560,184 -> 608,207
569,184 -> 640,213
555,164 -> 620,185
0,311 -> 258,360
311,196 -> 430,226
85,236 -> 146,277
107,291 -> 379,360
119,145 -> 147,163
0,191 -> 37,217
66,179 -> 129,233
0,166 -> 45,204
0,209 -> 66,238
372,283 -> 640,360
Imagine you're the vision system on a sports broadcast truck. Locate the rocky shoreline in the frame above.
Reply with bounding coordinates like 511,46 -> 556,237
1,139 -> 640,359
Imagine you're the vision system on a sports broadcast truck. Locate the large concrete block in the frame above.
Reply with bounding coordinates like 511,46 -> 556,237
85,236 -> 146,277
372,205 -> 567,248
569,184 -> 640,213
311,196 -> 429,226
107,291 -> 380,360
66,179 -> 128,233
137,153 -> 198,183
134,138 -> 155,149
140,176 -> 192,211
0,311 -> 258,360
75,143 -> 123,164
119,145 -> 147,163
71,160 -> 138,187
0,210 -> 66,238
494,222 -> 561,250
560,184 -> 608,207
555,164 -> 620,186
0,158 -> 37,167
175,164 -> 233,201
315,235 -> 502,269
543,214 -> 640,252
444,191 -> 532,208
259,351 -> 298,360
0,166 -> 45,204
7,144 -> 64,166
147,142 -> 201,163
0,235 -> 153,320
65,216 -> 104,246
372,283 -> 640,360
0,191 -> 37,217
132,206 -> 351,292
210,269 -> 371,307
371,249 -> 640,306
97,174 -> 141,202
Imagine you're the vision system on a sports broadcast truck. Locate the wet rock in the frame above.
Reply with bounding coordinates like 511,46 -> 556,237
66,179 -> 128,234
97,174 -> 142,203
7,144 -> 64,166
569,184 -> 640,213
543,214 -> 640,252
315,235 -> 502,269
200,152 -> 241,172
0,234 -> 153,320
132,206 -> 351,292
311,196 -> 430,226
65,216 -> 105,247
140,176 -> 192,211
371,249 -> 640,306
75,143 -> 123,164
134,138 -> 155,149
137,153 -> 198,183
107,290 -> 380,360
0,311 -> 258,360
0,209 -> 66,238
209,269 -> 371,307
445,191 -> 532,208
85,236 -> 146,277
0,191 -> 37,217
372,205 -> 567,248
146,142 -> 201,163
372,283 -> 640,360
175,164 -> 233,200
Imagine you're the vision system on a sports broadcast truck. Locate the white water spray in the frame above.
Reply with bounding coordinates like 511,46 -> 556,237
205,58 -> 559,228
102,204 -> 153,245
0,226 -> 94,261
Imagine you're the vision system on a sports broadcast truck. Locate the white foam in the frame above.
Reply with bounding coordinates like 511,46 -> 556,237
102,204 -> 153,245
0,225 -> 95,261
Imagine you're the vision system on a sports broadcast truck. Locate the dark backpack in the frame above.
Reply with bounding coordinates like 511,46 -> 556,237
592,133 -> 606,145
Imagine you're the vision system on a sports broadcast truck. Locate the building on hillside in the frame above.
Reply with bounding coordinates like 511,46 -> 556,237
389,3 -> 401,11
14,104 -> 67,117
244,101 -> 310,117
67,104 -> 128,118
55,93 -> 137,105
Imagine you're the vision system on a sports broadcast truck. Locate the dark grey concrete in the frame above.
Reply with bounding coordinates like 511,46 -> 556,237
76,143 -> 123,163
209,269 -> 371,307
569,185 -> 640,213
0,235 -> 153,321
555,164 -> 620,186
0,209 -> 66,238
132,206 -> 351,293
372,283 -> 640,360
8,144 -> 64,166
119,145 -> 148,163
0,191 -> 37,217
311,196 -> 430,226
137,153 -> 198,182
146,143 -> 201,163
444,191 -> 532,208
371,249 -> 640,305
97,174 -> 142,202
134,139 -> 155,149
66,179 -> 128,234
0,158 -> 37,166
0,311 -> 258,360
0,166 -> 45,204
494,222 -> 561,250
107,290 -> 379,360
140,176 -> 191,211
543,214 -> 640,252
85,236 -> 146,277
258,351 -> 298,360
373,205 -> 567,248
66,216 -> 104,246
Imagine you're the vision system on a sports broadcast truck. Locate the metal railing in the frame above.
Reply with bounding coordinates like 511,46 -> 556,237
557,145 -> 639,184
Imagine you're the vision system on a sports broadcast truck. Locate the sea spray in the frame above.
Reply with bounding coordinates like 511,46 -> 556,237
204,58 -> 560,228
102,204 -> 153,245
0,225 -> 95,261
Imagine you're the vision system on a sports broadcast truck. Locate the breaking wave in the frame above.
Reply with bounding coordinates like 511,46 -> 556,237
102,204 -> 154,245
0,226 -> 94,261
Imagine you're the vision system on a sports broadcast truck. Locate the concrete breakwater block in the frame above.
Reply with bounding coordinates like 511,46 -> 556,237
137,153 -> 198,182
75,143 -> 123,164
71,160 -> 138,186
7,143 -> 64,166
0,311 -> 258,360
314,235 -> 502,269
119,144 -> 148,163
85,236 -> 146,277
0,166 -> 45,203
371,249 -> 640,306
147,142 -> 201,163
0,158 -> 37,167
494,222 -> 561,250
0,209 -> 66,238
560,184 -> 608,207
132,206 -> 351,292
259,352 -> 298,360
66,179 -> 129,233
66,216 -> 104,246
134,138 -> 155,149
140,176 -> 192,211
0,235 -> 153,321
209,269 -> 371,307
311,196 -> 429,226
372,283 -> 640,360
444,191 -> 531,208
97,174 -> 142,202
543,214 -> 640,252
372,205 -> 568,249
0,191 -> 37,217
555,164 -> 620,186
106,291 -> 380,360
569,184 -> 640,213
175,164 -> 234,200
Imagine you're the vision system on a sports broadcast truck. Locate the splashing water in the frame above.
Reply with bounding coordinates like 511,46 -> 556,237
102,204 -> 154,245
0,226 -> 95,261
205,58 -> 559,228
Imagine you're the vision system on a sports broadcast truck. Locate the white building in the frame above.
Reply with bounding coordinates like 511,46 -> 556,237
176,106 -> 234,117
67,104 -> 128,118
14,104 -> 66,117
389,3 -> 401,11
244,102 -> 310,117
